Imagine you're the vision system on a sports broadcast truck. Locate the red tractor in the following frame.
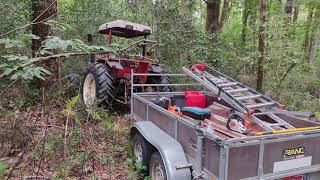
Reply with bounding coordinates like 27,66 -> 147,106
82,20 -> 172,108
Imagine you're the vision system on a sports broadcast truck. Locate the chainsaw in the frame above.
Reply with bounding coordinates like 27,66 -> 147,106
226,114 -> 250,134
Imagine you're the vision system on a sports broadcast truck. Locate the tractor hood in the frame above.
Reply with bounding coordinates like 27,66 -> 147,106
98,20 -> 152,38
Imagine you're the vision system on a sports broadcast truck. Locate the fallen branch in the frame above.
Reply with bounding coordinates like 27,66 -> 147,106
0,51 -> 110,80
271,63 -> 297,93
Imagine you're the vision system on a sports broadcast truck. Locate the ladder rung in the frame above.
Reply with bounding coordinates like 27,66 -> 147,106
246,102 -> 275,109
236,95 -> 262,101
226,88 -> 249,93
215,80 -> 229,84
269,123 -> 287,127
219,82 -> 238,87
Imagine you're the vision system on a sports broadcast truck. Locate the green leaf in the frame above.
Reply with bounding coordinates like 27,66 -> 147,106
2,55 -> 29,62
4,68 -> 14,75
10,73 -> 20,80
43,36 -> 74,52
24,34 -> 40,40
0,63 -> 8,69
0,162 -> 7,176
39,67 -> 51,75
0,39 -> 24,48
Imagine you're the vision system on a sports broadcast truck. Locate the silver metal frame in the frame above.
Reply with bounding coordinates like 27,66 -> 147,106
130,71 -> 320,180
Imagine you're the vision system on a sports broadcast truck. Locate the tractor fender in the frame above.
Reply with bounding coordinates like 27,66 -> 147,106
107,61 -> 123,69
131,121 -> 192,180
150,64 -> 163,73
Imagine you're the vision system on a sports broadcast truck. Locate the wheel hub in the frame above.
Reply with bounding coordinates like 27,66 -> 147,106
83,74 -> 96,106
152,161 -> 165,180
133,142 -> 143,163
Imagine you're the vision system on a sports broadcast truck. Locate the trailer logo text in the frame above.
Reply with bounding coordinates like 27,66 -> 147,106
283,147 -> 305,159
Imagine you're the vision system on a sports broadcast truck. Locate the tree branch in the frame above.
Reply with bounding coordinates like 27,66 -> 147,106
0,0 -> 57,37
0,51 -> 110,80
271,63 -> 297,93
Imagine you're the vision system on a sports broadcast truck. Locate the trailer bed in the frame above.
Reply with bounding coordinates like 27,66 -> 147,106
131,92 -> 320,180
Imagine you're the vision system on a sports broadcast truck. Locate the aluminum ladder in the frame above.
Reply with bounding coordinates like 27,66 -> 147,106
183,66 -> 295,131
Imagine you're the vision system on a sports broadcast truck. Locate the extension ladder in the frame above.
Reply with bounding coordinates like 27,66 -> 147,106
183,65 -> 295,131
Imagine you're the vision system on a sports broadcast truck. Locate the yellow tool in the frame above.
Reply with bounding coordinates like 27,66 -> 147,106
256,126 -> 320,136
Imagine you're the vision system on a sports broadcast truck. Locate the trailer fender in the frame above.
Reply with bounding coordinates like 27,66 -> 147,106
131,121 -> 192,180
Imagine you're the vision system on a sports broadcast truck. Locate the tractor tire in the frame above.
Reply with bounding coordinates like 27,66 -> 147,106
131,133 -> 153,169
149,151 -> 167,180
145,74 -> 173,92
81,63 -> 114,107
159,75 -> 173,92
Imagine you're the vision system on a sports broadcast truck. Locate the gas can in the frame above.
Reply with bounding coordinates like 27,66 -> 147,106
185,91 -> 206,108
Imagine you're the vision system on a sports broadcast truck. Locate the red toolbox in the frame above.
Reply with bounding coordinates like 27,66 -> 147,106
184,91 -> 206,108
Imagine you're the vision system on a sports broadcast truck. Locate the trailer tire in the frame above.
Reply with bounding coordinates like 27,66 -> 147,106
81,63 -> 114,107
132,133 -> 152,168
149,151 -> 167,180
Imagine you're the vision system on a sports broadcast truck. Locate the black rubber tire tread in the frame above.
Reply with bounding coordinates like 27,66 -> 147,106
146,74 -> 173,92
131,133 -> 153,169
149,151 -> 167,180
159,75 -> 173,92
82,63 -> 114,107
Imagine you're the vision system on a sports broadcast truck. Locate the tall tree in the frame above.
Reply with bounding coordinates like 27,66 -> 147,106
242,0 -> 251,45
257,0 -> 267,92
284,0 -> 294,21
32,0 -> 59,84
205,0 -> 230,33
206,0 -> 221,33
284,0 -> 299,37
303,5 -> 315,53
308,5 -> 320,76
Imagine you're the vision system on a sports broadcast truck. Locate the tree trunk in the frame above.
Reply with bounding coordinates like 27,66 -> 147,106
290,1 -> 299,37
303,6 -> 315,53
284,0 -> 294,19
251,10 -> 258,47
218,0 -> 230,32
32,0 -> 58,85
241,1 -> 251,46
308,6 -> 320,76
206,0 -> 221,33
257,0 -> 267,92
292,3 -> 299,23
283,0 -> 294,38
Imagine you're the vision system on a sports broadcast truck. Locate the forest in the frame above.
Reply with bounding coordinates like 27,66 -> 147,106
0,0 -> 319,179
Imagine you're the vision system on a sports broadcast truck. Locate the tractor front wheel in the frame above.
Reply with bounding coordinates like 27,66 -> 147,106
81,63 -> 114,107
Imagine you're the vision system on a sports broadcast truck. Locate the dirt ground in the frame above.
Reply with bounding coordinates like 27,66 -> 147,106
0,99 -> 134,180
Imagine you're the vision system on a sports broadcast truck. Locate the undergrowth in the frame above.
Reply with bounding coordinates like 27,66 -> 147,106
0,81 -> 136,179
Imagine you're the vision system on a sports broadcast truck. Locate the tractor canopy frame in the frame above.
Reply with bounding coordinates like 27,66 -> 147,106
98,20 -> 152,38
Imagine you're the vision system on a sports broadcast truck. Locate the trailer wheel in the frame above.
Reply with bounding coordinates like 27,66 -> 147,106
81,63 -> 114,107
132,133 -> 152,168
149,151 -> 167,180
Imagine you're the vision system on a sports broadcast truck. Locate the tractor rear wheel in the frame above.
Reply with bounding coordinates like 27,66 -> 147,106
145,74 -> 173,92
82,63 -> 114,107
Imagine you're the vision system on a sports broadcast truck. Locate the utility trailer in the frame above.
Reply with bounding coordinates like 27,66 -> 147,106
129,65 -> 320,180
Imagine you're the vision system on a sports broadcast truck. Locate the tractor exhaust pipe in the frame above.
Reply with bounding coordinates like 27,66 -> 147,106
87,34 -> 95,63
